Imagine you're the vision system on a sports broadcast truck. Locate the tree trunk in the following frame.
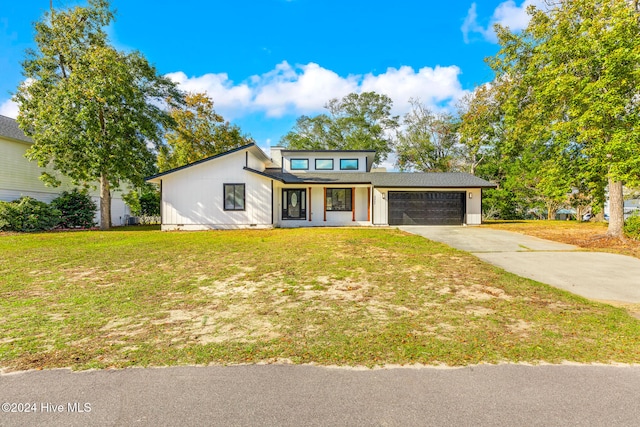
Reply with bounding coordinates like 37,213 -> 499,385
100,172 -> 111,230
606,178 -> 624,238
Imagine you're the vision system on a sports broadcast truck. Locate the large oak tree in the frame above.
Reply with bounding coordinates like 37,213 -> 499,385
488,0 -> 640,237
281,92 -> 399,165
14,0 -> 183,229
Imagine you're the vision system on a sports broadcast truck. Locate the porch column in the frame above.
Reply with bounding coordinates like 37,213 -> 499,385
367,187 -> 371,222
323,187 -> 327,222
309,187 -> 312,222
352,187 -> 356,222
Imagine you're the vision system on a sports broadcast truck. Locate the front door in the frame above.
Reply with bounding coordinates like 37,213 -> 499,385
282,189 -> 306,220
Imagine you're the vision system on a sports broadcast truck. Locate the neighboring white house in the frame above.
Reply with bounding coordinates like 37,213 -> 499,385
146,143 -> 496,231
0,114 -> 130,226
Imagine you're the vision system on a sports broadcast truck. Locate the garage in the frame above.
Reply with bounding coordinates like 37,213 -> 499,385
388,191 -> 465,225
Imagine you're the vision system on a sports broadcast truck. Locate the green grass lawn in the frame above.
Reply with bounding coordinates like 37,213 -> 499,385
1,227 -> 639,371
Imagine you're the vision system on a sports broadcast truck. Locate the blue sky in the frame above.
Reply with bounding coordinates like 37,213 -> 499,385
0,0 -> 541,162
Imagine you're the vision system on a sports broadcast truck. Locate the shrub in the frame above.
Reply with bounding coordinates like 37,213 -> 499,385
139,190 -> 160,216
51,189 -> 97,229
624,215 -> 640,240
0,201 -> 20,231
123,186 -> 160,217
0,197 -> 61,232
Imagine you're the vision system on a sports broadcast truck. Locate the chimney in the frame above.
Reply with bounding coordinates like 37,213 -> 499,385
270,146 -> 284,167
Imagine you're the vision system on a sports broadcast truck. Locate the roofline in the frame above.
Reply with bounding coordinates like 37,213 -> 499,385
0,134 -> 33,145
0,114 -> 33,144
379,185 -> 497,189
244,167 -> 373,185
243,167 -> 285,183
145,143 -> 263,182
245,168 -> 497,187
280,149 -> 376,153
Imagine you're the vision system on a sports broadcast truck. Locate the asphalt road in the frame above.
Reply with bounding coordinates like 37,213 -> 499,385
400,226 -> 640,303
1,364 -> 640,426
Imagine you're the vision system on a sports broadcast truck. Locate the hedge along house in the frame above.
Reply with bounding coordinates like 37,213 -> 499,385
146,143 -> 496,230
0,114 -> 130,226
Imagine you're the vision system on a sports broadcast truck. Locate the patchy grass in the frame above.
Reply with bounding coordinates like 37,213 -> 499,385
1,227 -> 639,371
484,220 -> 640,260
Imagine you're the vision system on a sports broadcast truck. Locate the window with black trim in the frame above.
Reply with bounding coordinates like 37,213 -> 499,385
315,159 -> 334,170
290,159 -> 309,170
224,184 -> 245,210
340,159 -> 358,170
326,188 -> 352,211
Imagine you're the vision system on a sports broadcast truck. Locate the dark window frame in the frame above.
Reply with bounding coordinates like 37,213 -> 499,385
339,159 -> 359,171
282,188 -> 307,220
326,188 -> 353,212
223,183 -> 246,211
315,158 -> 334,170
290,159 -> 309,170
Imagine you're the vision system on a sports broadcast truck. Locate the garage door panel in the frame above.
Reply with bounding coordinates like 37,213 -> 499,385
389,192 -> 464,225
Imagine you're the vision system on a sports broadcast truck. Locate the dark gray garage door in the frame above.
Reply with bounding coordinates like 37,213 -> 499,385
388,191 -> 465,225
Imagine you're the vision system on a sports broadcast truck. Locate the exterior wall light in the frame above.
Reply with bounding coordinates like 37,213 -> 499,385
469,192 -> 473,199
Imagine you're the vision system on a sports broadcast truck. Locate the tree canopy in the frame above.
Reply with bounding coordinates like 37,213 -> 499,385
157,92 -> 254,172
280,92 -> 399,164
481,0 -> 640,235
14,0 -> 183,229
396,99 -> 460,172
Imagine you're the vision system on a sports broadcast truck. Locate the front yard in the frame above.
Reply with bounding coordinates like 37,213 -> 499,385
1,227 -> 639,371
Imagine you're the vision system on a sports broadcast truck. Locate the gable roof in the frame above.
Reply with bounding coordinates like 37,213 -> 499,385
145,143 -> 270,183
245,168 -> 496,188
0,115 -> 32,143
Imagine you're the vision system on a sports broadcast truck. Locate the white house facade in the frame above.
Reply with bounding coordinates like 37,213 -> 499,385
146,143 -> 496,231
0,115 -> 130,226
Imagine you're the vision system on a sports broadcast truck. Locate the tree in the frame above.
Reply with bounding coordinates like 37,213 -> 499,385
396,99 -> 460,172
457,83 -> 504,175
488,0 -> 640,237
281,92 -> 399,164
14,0 -> 183,230
157,92 -> 254,172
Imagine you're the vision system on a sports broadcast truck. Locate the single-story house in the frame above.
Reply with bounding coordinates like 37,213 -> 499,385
146,143 -> 496,230
0,114 -> 130,225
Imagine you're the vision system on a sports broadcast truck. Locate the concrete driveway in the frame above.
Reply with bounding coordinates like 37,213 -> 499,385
400,226 -> 640,303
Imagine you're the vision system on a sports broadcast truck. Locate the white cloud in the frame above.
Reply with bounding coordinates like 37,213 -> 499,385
166,62 -> 465,120
164,71 -> 253,119
361,65 -> 467,115
0,98 -> 18,118
253,62 -> 359,117
462,0 -> 545,43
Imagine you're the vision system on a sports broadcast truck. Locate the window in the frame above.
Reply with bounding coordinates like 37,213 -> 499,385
340,159 -> 359,170
315,159 -> 334,170
224,184 -> 245,210
282,189 -> 306,219
290,159 -> 309,170
326,188 -> 352,211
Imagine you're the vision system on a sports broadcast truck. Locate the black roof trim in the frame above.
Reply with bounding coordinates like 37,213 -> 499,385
146,143 -> 257,181
243,167 -> 285,182
379,185 -> 496,189
280,149 -> 376,153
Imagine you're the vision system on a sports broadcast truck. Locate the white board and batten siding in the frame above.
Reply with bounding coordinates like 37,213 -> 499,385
372,187 -> 483,226
160,150 -> 273,230
0,134 -> 130,226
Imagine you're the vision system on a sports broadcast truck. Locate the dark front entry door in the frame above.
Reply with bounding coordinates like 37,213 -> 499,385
388,191 -> 465,225
282,189 -> 306,220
